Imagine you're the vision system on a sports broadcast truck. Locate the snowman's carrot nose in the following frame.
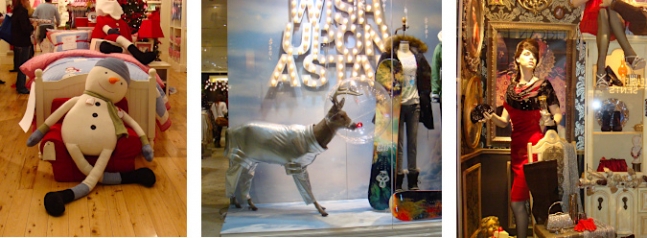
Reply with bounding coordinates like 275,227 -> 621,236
109,77 -> 120,84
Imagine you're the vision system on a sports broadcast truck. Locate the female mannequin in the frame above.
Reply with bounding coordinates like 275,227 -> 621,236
378,35 -> 433,191
482,39 -> 562,238
396,40 -> 421,191
572,0 -> 647,88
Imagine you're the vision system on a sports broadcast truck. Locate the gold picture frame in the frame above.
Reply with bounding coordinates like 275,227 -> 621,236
486,22 -> 577,147
517,0 -> 553,14
463,0 -> 486,73
462,164 -> 482,238
462,75 -> 484,149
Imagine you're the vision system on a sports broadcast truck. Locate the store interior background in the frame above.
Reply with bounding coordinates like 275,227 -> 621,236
0,0 -> 188,72
202,0 -> 227,99
458,0 -> 586,237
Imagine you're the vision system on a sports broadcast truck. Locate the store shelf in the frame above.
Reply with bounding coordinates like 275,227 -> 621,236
167,0 -> 186,72
592,131 -> 642,135
583,34 -> 647,236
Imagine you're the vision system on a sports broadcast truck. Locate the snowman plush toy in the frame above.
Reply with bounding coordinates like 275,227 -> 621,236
27,58 -> 155,216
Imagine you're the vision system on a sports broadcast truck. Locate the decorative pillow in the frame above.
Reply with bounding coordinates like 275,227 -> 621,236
40,39 -> 54,53
46,30 -> 92,52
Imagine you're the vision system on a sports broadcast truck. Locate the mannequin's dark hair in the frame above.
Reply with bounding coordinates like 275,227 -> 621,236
513,38 -> 540,83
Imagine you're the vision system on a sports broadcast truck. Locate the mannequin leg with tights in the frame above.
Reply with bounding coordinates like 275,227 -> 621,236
511,201 -> 528,238
607,7 -> 641,67
596,1 -> 647,87
596,6 -> 645,87
396,104 -> 420,191
596,9 -> 611,88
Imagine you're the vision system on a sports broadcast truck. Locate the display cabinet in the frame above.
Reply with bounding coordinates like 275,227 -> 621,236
583,34 -> 647,237
168,0 -> 185,72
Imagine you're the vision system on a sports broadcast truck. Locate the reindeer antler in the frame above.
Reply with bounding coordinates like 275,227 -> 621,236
331,86 -> 363,107
334,86 -> 362,98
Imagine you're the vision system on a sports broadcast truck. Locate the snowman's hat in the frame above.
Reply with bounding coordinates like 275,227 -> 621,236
95,57 -> 130,85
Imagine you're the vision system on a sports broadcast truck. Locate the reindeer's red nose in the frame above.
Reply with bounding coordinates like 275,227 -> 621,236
356,122 -> 363,128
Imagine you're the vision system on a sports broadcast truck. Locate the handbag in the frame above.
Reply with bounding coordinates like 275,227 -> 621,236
216,117 -> 228,127
0,14 -> 12,44
546,201 -> 574,233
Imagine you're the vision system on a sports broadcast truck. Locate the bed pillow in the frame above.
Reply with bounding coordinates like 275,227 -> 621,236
46,30 -> 92,52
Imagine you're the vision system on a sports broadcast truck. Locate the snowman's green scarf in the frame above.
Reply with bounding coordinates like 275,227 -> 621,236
84,90 -> 128,138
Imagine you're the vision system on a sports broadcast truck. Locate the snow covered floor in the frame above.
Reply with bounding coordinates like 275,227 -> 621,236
220,198 -> 441,236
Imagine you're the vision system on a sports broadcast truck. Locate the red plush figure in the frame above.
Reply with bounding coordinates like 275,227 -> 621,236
91,0 -> 155,65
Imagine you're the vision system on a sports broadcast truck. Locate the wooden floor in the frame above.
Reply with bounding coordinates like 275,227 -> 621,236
0,54 -> 187,237
201,144 -> 229,237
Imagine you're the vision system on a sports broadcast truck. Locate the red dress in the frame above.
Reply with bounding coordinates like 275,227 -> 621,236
581,0 -> 603,36
504,78 -> 560,202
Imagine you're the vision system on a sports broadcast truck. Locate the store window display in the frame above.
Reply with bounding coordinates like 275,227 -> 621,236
210,0 -> 442,236
482,39 -> 562,238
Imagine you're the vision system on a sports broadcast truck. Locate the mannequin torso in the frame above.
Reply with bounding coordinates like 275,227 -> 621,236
632,135 -> 642,164
397,41 -> 419,105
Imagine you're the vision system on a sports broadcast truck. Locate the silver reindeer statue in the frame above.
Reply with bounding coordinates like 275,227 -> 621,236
224,87 -> 361,216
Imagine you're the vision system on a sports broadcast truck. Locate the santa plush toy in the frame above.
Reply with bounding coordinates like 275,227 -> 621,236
91,0 -> 156,65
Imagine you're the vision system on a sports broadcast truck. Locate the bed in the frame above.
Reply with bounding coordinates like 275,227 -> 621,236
19,50 -> 172,147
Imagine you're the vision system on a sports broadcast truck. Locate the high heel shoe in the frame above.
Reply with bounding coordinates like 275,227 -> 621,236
606,66 -> 624,86
626,55 -> 646,70
596,73 -> 609,89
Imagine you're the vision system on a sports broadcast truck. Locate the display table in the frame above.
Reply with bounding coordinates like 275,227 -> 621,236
148,60 -> 172,96
533,225 -> 583,238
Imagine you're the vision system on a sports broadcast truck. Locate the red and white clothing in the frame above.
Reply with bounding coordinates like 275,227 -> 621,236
91,15 -> 131,43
